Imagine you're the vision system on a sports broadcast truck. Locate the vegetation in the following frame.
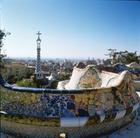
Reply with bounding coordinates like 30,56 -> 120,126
0,29 -> 11,73
105,49 -> 140,65
34,78 -> 49,88
0,30 -> 6,69
17,79 -> 37,87
58,73 -> 70,81
17,76 -> 49,88
2,64 -> 34,84
115,51 -> 140,64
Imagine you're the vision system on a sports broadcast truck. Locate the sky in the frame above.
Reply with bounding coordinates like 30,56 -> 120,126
0,0 -> 140,59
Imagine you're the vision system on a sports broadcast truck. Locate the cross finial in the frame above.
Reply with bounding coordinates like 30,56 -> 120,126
36,31 -> 41,42
37,31 -> 41,37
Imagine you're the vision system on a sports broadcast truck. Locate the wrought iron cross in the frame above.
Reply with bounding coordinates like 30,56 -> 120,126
36,31 -> 41,37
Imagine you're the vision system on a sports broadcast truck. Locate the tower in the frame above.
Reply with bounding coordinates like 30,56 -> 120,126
35,31 -> 43,79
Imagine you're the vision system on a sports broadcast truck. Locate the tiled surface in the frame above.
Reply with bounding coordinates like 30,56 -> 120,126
107,106 -> 140,138
0,74 -> 139,137
101,91 -> 140,138
1,93 -> 139,138
1,73 -> 139,120
114,63 -> 140,75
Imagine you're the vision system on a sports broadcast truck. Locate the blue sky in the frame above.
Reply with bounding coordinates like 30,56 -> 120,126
0,0 -> 140,59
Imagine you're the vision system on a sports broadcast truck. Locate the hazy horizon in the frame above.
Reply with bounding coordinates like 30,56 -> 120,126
4,56 -> 104,61
0,0 -> 140,59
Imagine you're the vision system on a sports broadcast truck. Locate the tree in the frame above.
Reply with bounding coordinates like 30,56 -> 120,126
0,30 -> 6,63
116,51 -> 140,64
0,30 -> 6,72
17,79 -> 37,87
105,49 -> 117,65
105,49 -> 140,65
0,29 -> 10,72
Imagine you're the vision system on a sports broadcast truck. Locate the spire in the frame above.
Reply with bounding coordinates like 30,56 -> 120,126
36,31 -> 41,42
35,31 -> 43,79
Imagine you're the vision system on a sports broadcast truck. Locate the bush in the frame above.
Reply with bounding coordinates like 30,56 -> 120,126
17,79 -> 37,87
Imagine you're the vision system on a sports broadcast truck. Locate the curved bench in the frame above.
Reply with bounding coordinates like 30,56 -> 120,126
0,70 -> 139,138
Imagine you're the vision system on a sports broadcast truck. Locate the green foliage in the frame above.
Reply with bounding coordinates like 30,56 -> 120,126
17,79 -> 37,87
105,49 -> 140,65
0,30 -> 5,47
0,30 -> 6,66
58,73 -> 70,81
0,29 -> 10,71
2,65 -> 34,83
34,78 -> 49,88
116,51 -> 140,64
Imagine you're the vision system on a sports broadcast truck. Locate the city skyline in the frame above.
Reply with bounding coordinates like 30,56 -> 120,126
0,0 -> 140,59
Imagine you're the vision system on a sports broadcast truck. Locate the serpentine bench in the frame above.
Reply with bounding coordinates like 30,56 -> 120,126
0,65 -> 139,138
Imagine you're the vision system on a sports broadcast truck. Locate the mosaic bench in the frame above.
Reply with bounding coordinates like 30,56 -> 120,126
0,65 -> 139,138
